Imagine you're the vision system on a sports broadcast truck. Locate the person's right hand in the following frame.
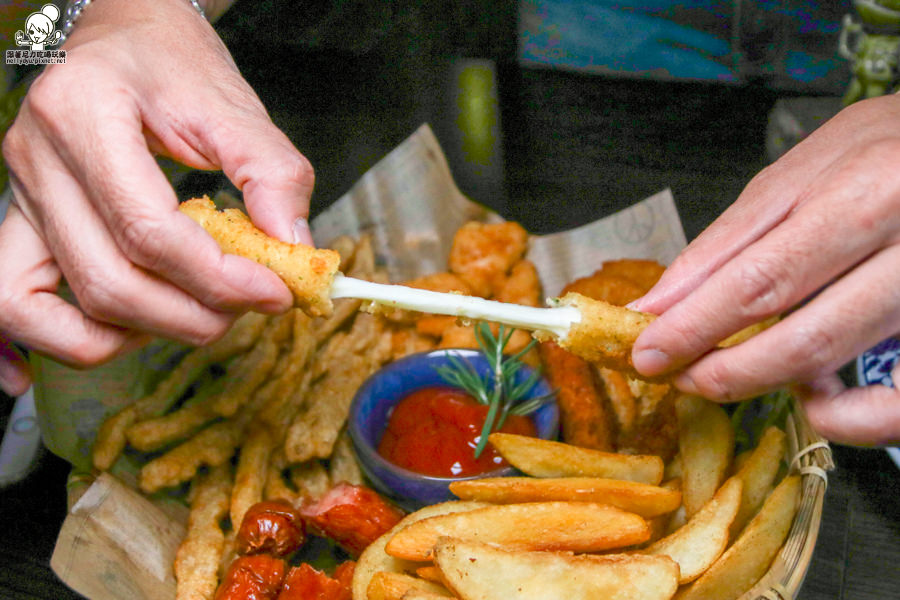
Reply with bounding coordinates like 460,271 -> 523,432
0,0 -> 316,396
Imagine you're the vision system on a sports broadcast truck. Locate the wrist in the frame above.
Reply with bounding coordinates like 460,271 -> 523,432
62,0 -> 207,42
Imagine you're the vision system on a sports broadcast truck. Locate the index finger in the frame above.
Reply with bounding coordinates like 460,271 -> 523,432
52,96 -> 294,315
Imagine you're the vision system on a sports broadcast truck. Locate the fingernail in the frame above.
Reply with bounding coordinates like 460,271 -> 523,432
674,372 -> 699,395
292,217 -> 312,245
632,348 -> 671,375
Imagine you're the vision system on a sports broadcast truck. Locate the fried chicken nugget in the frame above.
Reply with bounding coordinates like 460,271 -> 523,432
448,221 -> 528,298
179,197 -> 341,317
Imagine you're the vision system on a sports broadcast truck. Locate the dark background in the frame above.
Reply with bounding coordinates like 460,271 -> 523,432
2,1 -> 899,598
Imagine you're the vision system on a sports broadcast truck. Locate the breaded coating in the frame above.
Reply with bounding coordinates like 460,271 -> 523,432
495,260 -> 542,307
448,221 -> 528,298
180,197 -> 341,317
538,340 -> 616,451
541,292 -> 657,376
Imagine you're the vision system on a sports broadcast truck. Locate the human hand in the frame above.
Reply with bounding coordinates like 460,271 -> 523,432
629,95 -> 900,446
0,0 -> 315,396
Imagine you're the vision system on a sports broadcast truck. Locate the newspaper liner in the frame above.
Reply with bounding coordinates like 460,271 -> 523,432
36,124 -> 832,599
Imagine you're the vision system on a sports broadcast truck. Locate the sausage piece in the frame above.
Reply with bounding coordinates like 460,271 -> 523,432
236,500 -> 306,558
300,483 -> 405,556
214,555 -> 286,600
277,562 -> 354,600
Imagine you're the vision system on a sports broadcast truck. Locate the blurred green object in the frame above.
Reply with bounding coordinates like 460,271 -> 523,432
839,0 -> 900,105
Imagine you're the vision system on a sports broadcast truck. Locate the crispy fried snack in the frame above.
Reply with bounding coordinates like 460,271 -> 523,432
448,221 -> 528,298
538,340 -> 616,451
540,292 -> 657,375
126,314 -> 291,451
179,197 -> 341,317
174,463 -> 232,600
284,312 -> 391,463
92,311 -> 269,470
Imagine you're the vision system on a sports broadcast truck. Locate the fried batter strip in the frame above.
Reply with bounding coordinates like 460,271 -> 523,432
179,197 -> 341,317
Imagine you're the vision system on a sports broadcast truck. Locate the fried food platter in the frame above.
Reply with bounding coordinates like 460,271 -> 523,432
36,126 -> 833,600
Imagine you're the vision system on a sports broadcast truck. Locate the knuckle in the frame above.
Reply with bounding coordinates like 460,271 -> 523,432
733,256 -> 793,320
74,273 -> 122,321
117,216 -> 168,270
690,362 -> 735,402
786,320 -> 843,377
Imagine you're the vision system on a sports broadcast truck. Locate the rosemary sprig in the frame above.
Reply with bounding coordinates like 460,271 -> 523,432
435,322 -> 554,458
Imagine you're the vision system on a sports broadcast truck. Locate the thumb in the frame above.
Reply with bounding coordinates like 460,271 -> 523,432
208,115 -> 315,245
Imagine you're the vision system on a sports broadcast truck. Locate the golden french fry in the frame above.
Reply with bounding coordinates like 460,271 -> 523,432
208,313 -> 292,417
289,460 -> 332,501
676,476 -> 801,600
352,502 -> 489,600
384,502 -> 649,561
329,429 -> 365,486
229,423 -> 275,530
665,454 -> 683,480
488,433 -> 664,484
730,426 -> 787,537
125,377 -> 226,452
400,590 -> 454,600
642,476 -> 742,583
139,367 -> 275,493
719,315 -> 780,348
139,419 -> 243,494
448,477 -> 680,518
434,539 -> 679,600
366,572 -> 451,600
676,395 -> 735,517
179,197 -> 340,317
643,478 -> 682,545
285,312 -> 389,463
92,312 -> 269,470
414,566 -> 445,585
175,463 -> 232,600
127,313 -> 291,452
263,449 -> 301,505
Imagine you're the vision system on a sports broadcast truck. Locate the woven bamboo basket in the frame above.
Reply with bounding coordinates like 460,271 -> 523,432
740,397 -> 835,600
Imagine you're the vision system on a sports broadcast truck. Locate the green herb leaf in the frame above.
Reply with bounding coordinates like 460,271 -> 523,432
437,322 -> 553,458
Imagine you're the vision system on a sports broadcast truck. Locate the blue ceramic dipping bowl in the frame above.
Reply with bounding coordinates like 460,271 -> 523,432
348,348 -> 559,509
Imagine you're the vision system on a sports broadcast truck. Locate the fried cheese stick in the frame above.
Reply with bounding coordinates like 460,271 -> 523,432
181,199 -> 771,374
179,197 -> 341,317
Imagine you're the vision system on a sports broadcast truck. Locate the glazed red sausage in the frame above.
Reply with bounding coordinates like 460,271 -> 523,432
276,562 -> 354,600
236,500 -> 306,558
214,555 -> 286,600
300,483 -> 405,556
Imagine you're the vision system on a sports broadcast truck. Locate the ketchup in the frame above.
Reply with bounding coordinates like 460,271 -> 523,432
377,386 -> 537,477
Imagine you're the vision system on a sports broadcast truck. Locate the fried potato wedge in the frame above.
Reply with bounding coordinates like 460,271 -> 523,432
488,433 -> 663,484
642,476 -> 742,583
730,426 -> 787,536
448,477 -> 680,518
352,501 -> 488,600
384,502 -> 649,561
676,395 -> 735,517
366,572 -> 451,600
434,539 -> 679,600
676,476 -> 801,600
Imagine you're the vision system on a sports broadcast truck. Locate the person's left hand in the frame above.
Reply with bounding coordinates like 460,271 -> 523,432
628,94 -> 900,446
